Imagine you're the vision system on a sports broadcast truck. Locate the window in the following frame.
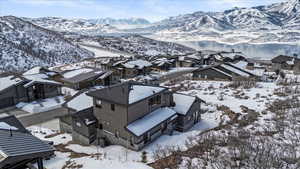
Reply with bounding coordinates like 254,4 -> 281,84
156,95 -> 161,104
96,99 -> 102,108
111,104 -> 115,111
149,95 -> 161,106
148,98 -> 154,105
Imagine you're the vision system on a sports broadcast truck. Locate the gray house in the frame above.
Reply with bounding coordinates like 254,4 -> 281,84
271,55 -> 294,71
87,82 -> 177,150
193,63 -> 257,81
172,93 -> 203,132
0,75 -> 62,109
58,68 -> 114,90
0,116 -> 54,169
60,82 -> 204,151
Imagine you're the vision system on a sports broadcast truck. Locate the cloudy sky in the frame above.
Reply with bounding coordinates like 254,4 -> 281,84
0,0 -> 286,21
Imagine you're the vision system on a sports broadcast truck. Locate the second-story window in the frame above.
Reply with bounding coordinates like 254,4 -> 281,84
156,95 -> 161,104
96,99 -> 102,108
149,95 -> 161,106
111,104 -> 115,111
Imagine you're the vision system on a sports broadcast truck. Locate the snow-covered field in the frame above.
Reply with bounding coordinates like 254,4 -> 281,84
27,79 -> 286,169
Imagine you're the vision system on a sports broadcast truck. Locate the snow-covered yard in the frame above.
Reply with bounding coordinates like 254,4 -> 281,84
28,80 -> 285,169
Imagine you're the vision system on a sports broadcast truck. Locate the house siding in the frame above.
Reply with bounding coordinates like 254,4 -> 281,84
93,99 -> 128,140
176,99 -> 201,132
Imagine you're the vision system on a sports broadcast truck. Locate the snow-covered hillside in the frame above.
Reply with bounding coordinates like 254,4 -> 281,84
25,17 -> 151,35
0,16 -> 94,71
24,17 -> 121,35
72,35 -> 196,57
147,0 -> 300,44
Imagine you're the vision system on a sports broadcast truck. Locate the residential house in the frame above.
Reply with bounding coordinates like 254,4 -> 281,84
113,59 -> 153,79
271,55 -> 294,71
193,63 -> 257,81
176,53 -> 203,67
0,116 -> 54,169
151,57 -> 176,72
0,74 -> 62,109
58,68 -> 114,90
60,82 -> 204,150
60,89 -> 95,144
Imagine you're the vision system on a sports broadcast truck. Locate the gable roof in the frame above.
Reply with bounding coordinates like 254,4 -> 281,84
64,90 -> 94,112
0,75 -> 25,93
23,73 -> 62,87
0,116 -> 54,167
172,93 -> 197,115
122,59 -> 152,70
271,55 -> 294,63
0,116 -> 28,133
61,68 -> 111,84
0,130 -> 54,167
87,82 -> 168,105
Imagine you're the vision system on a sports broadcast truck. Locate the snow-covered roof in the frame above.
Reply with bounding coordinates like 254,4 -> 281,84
123,60 -> 152,70
230,61 -> 265,76
0,76 -> 23,92
0,122 -> 18,130
173,93 -> 196,115
23,74 -> 61,87
129,85 -> 166,104
220,64 -> 250,77
66,92 -> 93,111
63,68 -> 94,78
126,107 -> 177,137
87,82 -> 168,105
23,67 -> 43,76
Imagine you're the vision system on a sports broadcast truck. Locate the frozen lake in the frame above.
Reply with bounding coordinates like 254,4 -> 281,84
179,41 -> 300,60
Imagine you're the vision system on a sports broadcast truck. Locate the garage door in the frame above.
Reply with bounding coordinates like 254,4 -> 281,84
0,97 -> 14,109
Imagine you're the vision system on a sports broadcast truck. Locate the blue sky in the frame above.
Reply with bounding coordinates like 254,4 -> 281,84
0,0 -> 286,22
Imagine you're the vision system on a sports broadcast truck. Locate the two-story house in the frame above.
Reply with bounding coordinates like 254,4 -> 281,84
60,82 -> 204,151
87,82 -> 177,150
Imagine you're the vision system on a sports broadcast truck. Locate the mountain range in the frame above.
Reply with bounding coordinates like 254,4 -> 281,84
147,0 -> 300,43
24,0 -> 300,43
1,0 -> 300,71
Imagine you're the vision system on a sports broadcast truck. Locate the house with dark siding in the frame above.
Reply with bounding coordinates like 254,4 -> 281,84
0,74 -> 62,109
0,116 -> 54,169
193,63 -> 257,81
271,55 -> 294,71
58,68 -> 114,90
59,82 -> 204,150
113,59 -> 153,79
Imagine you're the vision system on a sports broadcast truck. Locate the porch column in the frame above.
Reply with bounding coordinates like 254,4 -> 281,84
37,158 -> 44,169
